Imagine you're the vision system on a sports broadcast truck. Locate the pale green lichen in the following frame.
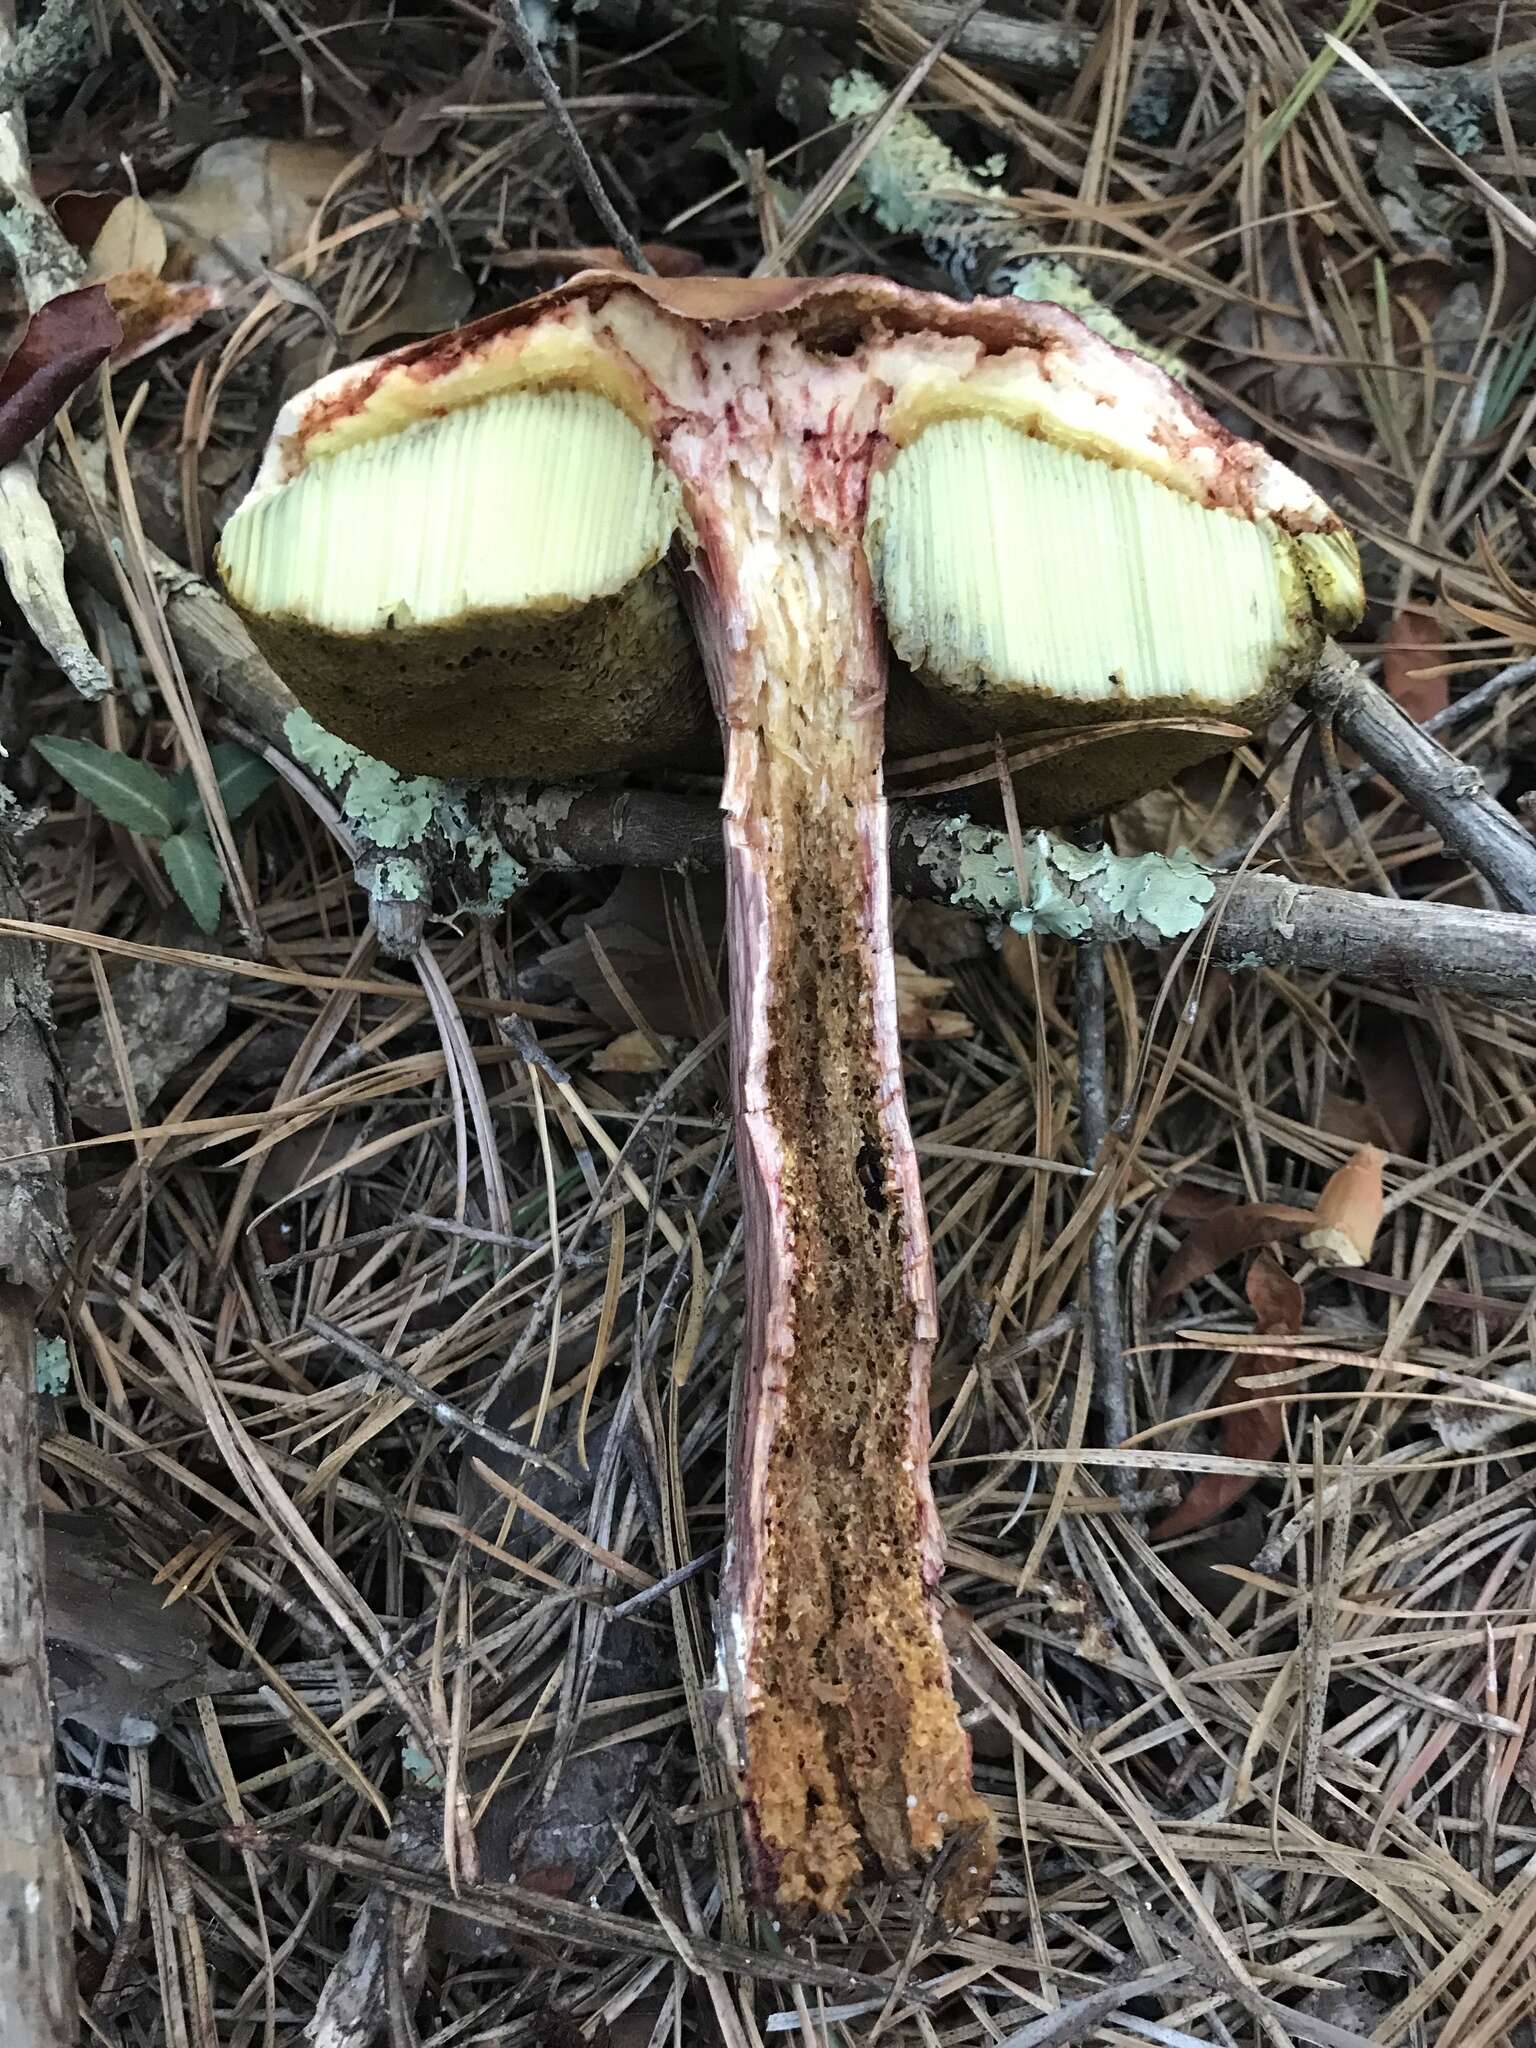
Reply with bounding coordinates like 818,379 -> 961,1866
1012,856 -> 1093,940
830,72 -> 999,247
1029,838 -> 1215,940
1415,81 -> 1484,157
906,813 -> 1213,944
284,707 -> 362,787
359,856 -> 426,902
828,72 -> 1181,374
946,832 -> 1021,920
401,1742 -> 443,1789
286,708 -> 442,848
34,1334 -> 68,1395
284,708 -> 530,923
343,759 -> 440,848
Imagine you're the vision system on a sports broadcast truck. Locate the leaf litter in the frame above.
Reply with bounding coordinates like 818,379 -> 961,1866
13,3 -> 1536,2044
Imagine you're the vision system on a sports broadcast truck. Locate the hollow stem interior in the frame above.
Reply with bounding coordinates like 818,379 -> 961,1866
709,485 -> 990,1915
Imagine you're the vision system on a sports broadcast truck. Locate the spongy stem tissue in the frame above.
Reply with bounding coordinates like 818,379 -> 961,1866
693,460 -> 993,1918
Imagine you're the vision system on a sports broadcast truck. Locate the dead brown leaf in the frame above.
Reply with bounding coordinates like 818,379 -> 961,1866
590,1028 -> 674,1075
84,195 -> 166,284
346,242 -> 475,358
1152,1250 -> 1303,1541
1152,1201 -> 1313,1313
0,285 -> 121,467
1382,610 -> 1450,724
158,137 -> 354,287
533,870 -> 724,1039
894,952 -> 972,1039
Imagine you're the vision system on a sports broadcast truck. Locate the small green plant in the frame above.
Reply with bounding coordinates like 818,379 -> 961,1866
32,735 -> 275,935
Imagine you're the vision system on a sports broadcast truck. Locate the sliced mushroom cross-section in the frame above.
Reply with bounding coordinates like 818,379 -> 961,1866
220,272 -> 1363,1920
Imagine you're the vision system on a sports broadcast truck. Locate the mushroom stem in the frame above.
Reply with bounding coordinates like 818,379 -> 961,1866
687,491 -> 991,1917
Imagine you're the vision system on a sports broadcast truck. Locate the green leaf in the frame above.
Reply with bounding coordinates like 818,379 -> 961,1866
210,741 -> 277,822
33,736 -> 176,838
165,745 -> 276,836
167,765 -> 198,831
160,830 -> 224,935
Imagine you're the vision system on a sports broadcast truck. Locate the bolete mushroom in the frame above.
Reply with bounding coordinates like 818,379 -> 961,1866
219,273 -> 1363,1920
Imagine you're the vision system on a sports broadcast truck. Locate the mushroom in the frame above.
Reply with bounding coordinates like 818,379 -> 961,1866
220,273 -> 1363,1920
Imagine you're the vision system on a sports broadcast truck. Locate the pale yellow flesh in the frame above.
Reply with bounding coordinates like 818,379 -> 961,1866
866,414 -> 1295,705
219,387 -> 681,634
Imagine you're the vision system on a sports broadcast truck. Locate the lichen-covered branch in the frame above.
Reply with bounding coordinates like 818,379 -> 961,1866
41,450 -> 1536,1004
0,0 -> 94,112
821,70 -> 1179,373
614,0 -> 1507,148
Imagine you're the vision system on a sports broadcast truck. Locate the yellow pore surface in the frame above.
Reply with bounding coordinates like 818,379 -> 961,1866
219,387 -> 681,634
866,413 -> 1298,706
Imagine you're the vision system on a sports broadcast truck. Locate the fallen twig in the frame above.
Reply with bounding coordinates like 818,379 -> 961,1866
1307,644 -> 1536,915
36,447 -> 1536,1005
629,0 -> 1525,140
494,0 -> 652,274
1074,933 -> 1131,1485
0,828 -> 73,2048
251,1830 -> 935,2004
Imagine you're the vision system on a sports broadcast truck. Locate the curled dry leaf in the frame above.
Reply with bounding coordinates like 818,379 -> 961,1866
894,951 -> 972,1039
1152,1199 -> 1313,1312
1382,609 -> 1450,725
54,190 -> 220,364
1152,1249 -> 1304,1542
104,271 -> 220,365
590,1027 -> 673,1074
157,137 -> 354,288
1302,1142 -> 1386,1269
0,284 -> 121,468
1380,606 -> 1443,705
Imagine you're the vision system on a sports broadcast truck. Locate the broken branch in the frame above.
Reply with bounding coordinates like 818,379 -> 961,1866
37,449 -> 1536,1008
1306,644 -> 1536,915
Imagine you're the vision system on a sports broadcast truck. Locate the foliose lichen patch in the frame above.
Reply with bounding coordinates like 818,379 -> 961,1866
284,707 -> 528,926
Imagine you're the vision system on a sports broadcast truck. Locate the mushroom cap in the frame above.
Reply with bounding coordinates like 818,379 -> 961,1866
220,270 -> 1363,803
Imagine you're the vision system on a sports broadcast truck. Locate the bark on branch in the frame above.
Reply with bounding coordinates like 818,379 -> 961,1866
1308,645 -> 1536,916
590,0 -> 1522,142
39,452 -> 1536,1007
0,829 -> 74,2048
